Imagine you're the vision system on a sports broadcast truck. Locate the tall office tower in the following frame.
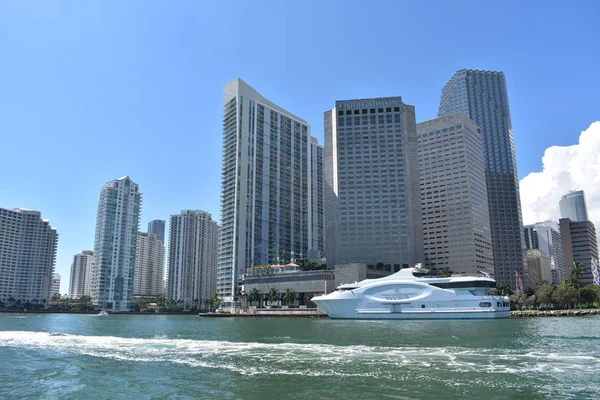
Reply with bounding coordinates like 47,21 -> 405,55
324,97 -> 423,271
92,176 -> 142,312
50,273 -> 61,297
439,69 -> 525,288
148,220 -> 166,244
69,250 -> 94,298
525,249 -> 552,289
134,232 -> 165,296
559,218 -> 599,286
218,78 -> 324,300
559,190 -> 589,223
0,207 -> 58,307
168,210 -> 219,309
523,222 -> 565,284
310,137 -> 326,260
417,113 -> 493,275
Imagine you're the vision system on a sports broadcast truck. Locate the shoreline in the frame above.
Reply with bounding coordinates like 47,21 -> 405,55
509,309 -> 600,318
2,309 -> 600,318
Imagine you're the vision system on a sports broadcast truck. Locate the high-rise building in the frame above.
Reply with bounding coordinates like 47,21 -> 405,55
0,207 -> 58,307
324,97 -> 423,271
218,78 -> 325,300
168,210 -> 219,310
525,249 -> 552,289
559,218 -> 599,286
438,69 -> 525,288
417,113 -> 493,275
69,250 -> 94,299
559,190 -> 589,223
523,221 -> 565,284
50,273 -> 61,297
134,232 -> 165,297
310,137 -> 326,260
91,176 -> 141,312
148,220 -> 166,244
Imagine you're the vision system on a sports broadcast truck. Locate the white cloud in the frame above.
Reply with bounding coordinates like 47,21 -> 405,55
520,121 -> 600,229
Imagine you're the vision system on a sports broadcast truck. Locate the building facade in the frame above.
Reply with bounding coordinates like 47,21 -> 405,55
148,219 -> 166,244
50,273 -> 61,297
417,113 -> 494,275
524,221 -> 565,284
217,78 -> 325,300
91,176 -> 142,312
0,207 -> 58,307
134,232 -> 165,297
559,190 -> 589,223
310,137 -> 326,260
324,97 -> 423,271
525,249 -> 552,289
438,69 -> 525,288
559,218 -> 599,286
69,250 -> 94,299
168,210 -> 219,310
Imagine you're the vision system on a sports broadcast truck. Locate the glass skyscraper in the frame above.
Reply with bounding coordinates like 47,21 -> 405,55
218,79 -> 325,301
559,190 -> 589,223
438,70 -> 525,288
324,97 -> 423,270
148,220 -> 166,244
92,176 -> 141,312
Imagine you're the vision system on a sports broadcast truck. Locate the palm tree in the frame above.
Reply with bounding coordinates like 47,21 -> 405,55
267,288 -> 278,307
249,288 -> 260,307
208,292 -> 223,311
283,288 -> 296,306
233,287 -> 243,303
79,295 -> 93,312
570,261 -> 585,287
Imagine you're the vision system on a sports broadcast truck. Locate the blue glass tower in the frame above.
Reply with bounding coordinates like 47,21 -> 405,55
438,70 -> 525,288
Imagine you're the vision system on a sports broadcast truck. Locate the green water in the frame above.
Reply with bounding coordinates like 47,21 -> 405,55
0,313 -> 599,399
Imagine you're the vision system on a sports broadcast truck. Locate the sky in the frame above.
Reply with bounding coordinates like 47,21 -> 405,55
0,1 -> 599,295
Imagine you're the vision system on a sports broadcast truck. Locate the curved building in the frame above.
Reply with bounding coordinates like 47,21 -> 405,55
559,190 -> 589,223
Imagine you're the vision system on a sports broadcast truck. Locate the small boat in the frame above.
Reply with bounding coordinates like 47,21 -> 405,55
97,311 -> 109,316
312,264 -> 510,319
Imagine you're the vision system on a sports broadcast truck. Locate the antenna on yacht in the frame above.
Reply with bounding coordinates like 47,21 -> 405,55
414,263 -> 423,269
478,270 -> 490,278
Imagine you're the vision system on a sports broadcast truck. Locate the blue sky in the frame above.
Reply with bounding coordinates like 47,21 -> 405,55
0,1 -> 598,294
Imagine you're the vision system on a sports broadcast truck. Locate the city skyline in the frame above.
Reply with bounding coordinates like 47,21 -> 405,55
1,2 -> 599,294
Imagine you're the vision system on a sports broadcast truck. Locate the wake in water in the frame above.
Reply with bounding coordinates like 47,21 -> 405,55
1,330 -> 599,380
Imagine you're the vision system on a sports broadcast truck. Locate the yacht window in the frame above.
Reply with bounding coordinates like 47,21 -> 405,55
479,302 -> 492,308
431,281 -> 495,289
421,304 -> 426,308
497,302 -> 501,307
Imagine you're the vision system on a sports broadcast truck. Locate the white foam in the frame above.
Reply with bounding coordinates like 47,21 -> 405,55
1,331 -> 599,378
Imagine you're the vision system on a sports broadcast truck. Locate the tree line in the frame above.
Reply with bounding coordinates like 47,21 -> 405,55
496,261 -> 600,310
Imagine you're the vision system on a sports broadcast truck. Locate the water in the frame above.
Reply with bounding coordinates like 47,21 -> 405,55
1,314 -> 599,399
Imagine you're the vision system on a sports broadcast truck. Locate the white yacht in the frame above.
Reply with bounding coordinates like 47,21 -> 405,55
312,266 -> 510,319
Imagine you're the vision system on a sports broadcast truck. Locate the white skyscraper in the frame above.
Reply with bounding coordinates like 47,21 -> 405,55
0,207 -> 58,307
91,176 -> 142,312
167,210 -> 219,310
50,273 -> 61,297
69,250 -> 94,299
134,232 -> 165,297
217,78 -> 325,301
